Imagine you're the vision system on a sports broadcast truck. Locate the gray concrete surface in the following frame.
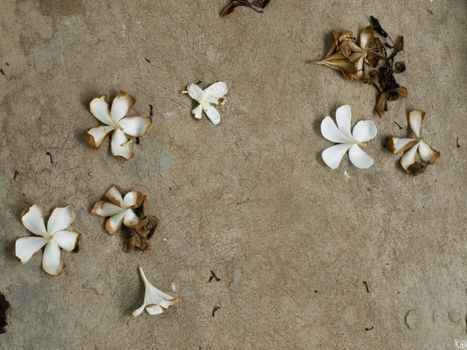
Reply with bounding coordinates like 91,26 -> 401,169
0,0 -> 466,349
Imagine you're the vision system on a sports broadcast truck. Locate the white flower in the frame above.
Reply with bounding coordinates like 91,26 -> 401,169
184,81 -> 228,125
15,204 -> 81,276
92,186 -> 144,235
132,266 -> 180,317
320,105 -> 377,169
387,109 -> 440,174
86,91 -> 152,160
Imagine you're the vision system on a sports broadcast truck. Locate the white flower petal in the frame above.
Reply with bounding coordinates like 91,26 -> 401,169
110,92 -> 135,123
54,231 -> 79,252
320,116 -> 351,143
47,205 -> 75,234
132,305 -> 146,317
202,104 -> 221,125
352,120 -> 377,142
418,140 -> 440,164
119,116 -> 152,137
146,305 -> 164,315
90,96 -> 113,126
92,201 -> 124,217
105,186 -> 124,207
15,237 -> 48,263
348,144 -> 374,169
123,191 -> 144,208
21,205 -> 47,237
42,240 -> 62,275
335,105 -> 352,137
192,105 -> 203,119
105,212 -> 125,235
187,83 -> 204,102
321,144 -> 351,169
408,109 -> 425,138
123,209 -> 140,228
387,137 -> 418,154
110,129 -> 134,160
400,144 -> 420,171
204,81 -> 228,98
86,126 -> 115,149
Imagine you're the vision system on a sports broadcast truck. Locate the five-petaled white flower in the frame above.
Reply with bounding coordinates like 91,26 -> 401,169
184,81 -> 228,125
387,109 -> 440,173
15,204 -> 81,276
86,91 -> 152,160
92,186 -> 144,235
320,105 -> 377,169
132,266 -> 180,317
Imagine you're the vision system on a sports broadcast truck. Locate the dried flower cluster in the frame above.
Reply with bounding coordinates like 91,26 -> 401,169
387,109 -> 440,175
220,0 -> 270,16
316,16 -> 407,118
92,186 -> 159,252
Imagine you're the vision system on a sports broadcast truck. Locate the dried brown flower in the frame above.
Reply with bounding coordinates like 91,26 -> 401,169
315,16 -> 408,117
387,109 -> 440,175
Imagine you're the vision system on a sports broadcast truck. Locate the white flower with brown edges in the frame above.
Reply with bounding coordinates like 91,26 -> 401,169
86,92 -> 152,160
387,109 -> 440,174
132,266 -> 180,317
320,105 -> 377,169
92,186 -> 144,235
183,81 -> 228,125
15,204 -> 81,276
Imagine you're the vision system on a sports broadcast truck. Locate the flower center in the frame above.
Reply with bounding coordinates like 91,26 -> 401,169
200,97 -> 209,107
120,139 -> 133,147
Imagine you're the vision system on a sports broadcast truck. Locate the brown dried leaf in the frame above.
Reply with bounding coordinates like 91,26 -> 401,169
0,293 -> 9,334
220,0 -> 242,16
394,61 -> 406,73
375,92 -> 387,118
220,0 -> 269,16
123,232 -> 150,253
370,16 -> 388,38
132,215 -> 159,240
408,162 -> 428,175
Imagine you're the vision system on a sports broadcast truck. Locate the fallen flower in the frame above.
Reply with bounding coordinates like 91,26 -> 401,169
15,204 -> 81,275
321,105 -> 377,169
92,186 -> 144,235
387,109 -> 440,175
182,81 -> 228,125
220,0 -> 270,16
86,91 -> 152,160
132,266 -> 180,317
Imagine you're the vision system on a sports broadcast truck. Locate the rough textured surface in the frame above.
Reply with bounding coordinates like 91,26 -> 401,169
0,1 -> 466,349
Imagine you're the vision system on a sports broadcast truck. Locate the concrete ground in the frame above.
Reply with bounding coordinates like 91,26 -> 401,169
0,0 -> 466,349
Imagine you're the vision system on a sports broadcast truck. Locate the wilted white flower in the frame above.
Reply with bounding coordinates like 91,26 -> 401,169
387,109 -> 440,174
15,204 -> 81,276
92,186 -> 144,235
183,81 -> 228,125
132,266 -> 180,317
320,105 -> 377,169
86,91 -> 152,160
